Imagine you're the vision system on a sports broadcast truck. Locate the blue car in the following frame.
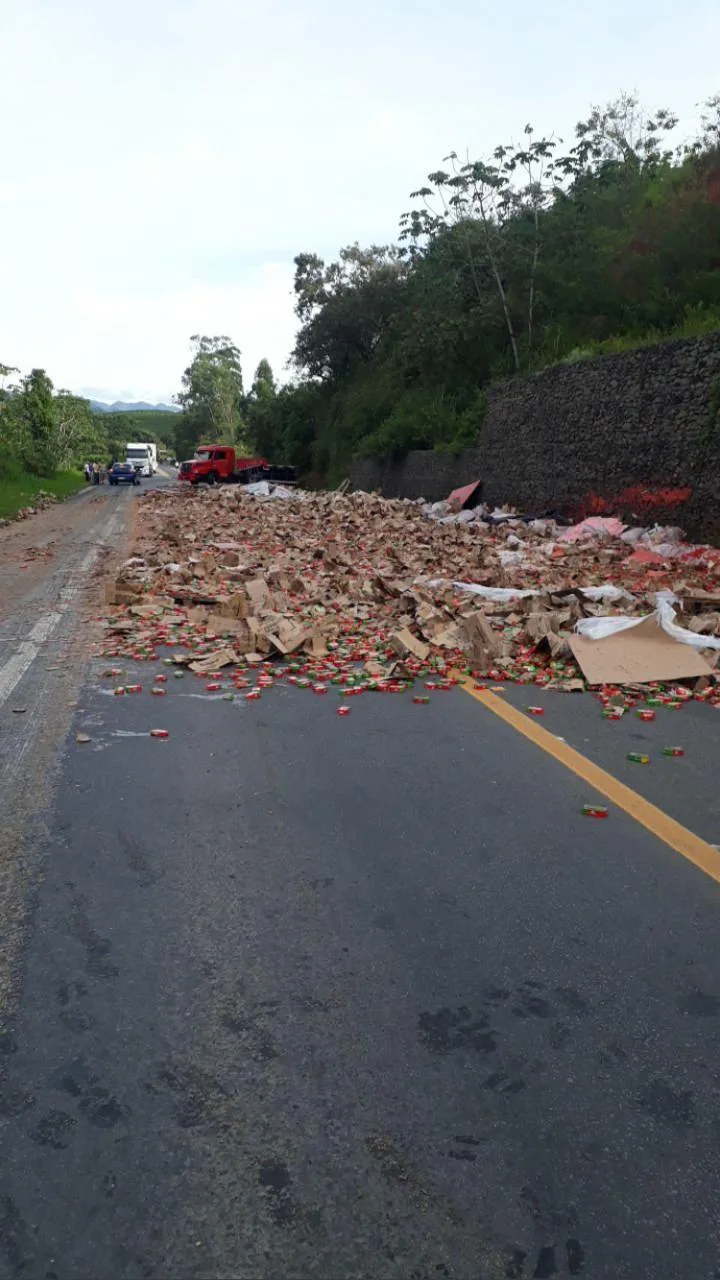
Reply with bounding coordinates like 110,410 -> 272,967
109,462 -> 140,486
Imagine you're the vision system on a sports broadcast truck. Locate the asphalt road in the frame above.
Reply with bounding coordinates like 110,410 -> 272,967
1,475 -> 719,1280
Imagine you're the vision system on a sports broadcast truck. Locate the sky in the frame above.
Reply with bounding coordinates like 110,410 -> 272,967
1,0 -> 719,404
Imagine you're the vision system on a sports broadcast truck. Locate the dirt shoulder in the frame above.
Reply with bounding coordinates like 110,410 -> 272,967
0,489 -> 116,622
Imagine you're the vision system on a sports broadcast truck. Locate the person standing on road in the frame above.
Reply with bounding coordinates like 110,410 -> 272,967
92,462 -> 100,485
84,461 -> 91,483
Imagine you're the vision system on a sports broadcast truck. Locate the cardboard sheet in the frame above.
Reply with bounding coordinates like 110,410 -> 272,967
448,480 -> 482,511
569,615 -> 712,685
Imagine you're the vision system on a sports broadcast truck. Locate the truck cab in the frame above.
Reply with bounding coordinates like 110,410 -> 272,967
125,443 -> 153,477
178,446 -> 268,485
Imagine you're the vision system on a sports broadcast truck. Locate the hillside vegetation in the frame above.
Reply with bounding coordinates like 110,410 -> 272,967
219,93 -> 720,482
0,363 -> 179,497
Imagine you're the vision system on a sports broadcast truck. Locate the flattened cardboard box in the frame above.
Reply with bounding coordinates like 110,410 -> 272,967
569,615 -> 712,685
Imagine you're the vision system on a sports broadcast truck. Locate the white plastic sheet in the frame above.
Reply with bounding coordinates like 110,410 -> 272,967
426,581 -> 635,604
575,600 -> 720,650
580,586 -> 635,604
243,481 -> 297,500
447,583 -> 538,602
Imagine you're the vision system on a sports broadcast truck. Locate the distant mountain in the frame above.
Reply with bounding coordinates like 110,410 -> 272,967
90,400 -> 179,414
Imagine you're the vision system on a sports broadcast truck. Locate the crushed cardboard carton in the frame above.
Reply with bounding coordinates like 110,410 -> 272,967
391,629 -> 430,663
188,648 -> 237,673
458,613 -> 502,670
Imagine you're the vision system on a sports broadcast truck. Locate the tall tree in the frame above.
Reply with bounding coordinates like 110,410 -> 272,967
292,245 -> 407,380
400,132 -> 556,370
175,335 -> 245,458
246,359 -> 280,457
17,369 -> 58,476
54,392 -> 104,467
250,358 -> 276,397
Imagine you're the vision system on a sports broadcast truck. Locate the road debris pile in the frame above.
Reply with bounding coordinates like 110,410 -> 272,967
99,486 -> 720,711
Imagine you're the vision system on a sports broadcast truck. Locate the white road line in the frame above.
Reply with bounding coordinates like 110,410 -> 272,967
0,615 -> 63,707
0,504 -> 127,710
0,642 -> 44,708
29,613 -> 62,643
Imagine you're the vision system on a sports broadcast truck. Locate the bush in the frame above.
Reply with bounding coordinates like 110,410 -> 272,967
357,386 -> 487,460
0,447 -> 23,482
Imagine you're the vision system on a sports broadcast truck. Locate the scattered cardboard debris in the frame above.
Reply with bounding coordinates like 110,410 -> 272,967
98,485 -> 720,707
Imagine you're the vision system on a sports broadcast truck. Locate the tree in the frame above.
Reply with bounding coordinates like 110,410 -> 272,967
175,335 -> 245,458
400,132 -> 557,371
0,363 -> 18,399
250,358 -> 276,398
54,392 -> 104,467
292,245 -> 407,380
271,381 -> 324,477
691,94 -> 720,156
0,366 -> 23,471
17,369 -> 58,476
246,359 -> 280,457
557,93 -> 678,179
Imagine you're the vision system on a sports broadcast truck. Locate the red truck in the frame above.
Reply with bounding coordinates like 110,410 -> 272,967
178,446 -> 296,487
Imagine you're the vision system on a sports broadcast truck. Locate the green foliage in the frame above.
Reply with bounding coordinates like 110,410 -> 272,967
54,392 -> 107,467
103,409 -> 177,445
246,359 -> 281,457
292,245 -> 407,381
99,408 -> 179,462
0,446 -> 24,482
16,369 -> 58,476
175,335 -> 245,459
0,366 -> 107,473
271,91 -> 720,474
543,302 -> 720,367
272,381 -> 324,478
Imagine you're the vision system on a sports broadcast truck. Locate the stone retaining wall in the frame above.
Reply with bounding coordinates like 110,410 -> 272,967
349,334 -> 720,542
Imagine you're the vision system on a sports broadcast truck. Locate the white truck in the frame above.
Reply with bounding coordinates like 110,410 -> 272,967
125,442 -> 157,477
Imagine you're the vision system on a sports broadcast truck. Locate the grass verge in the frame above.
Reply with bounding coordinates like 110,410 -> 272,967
0,470 -> 85,521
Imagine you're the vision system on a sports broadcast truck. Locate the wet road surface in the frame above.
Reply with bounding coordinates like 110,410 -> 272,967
0,477 -> 719,1279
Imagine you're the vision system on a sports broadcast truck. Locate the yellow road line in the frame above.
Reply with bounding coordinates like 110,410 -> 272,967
454,673 -> 720,887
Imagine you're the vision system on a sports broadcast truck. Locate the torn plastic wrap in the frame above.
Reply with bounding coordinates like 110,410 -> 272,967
575,598 -> 720,650
428,581 -> 635,605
